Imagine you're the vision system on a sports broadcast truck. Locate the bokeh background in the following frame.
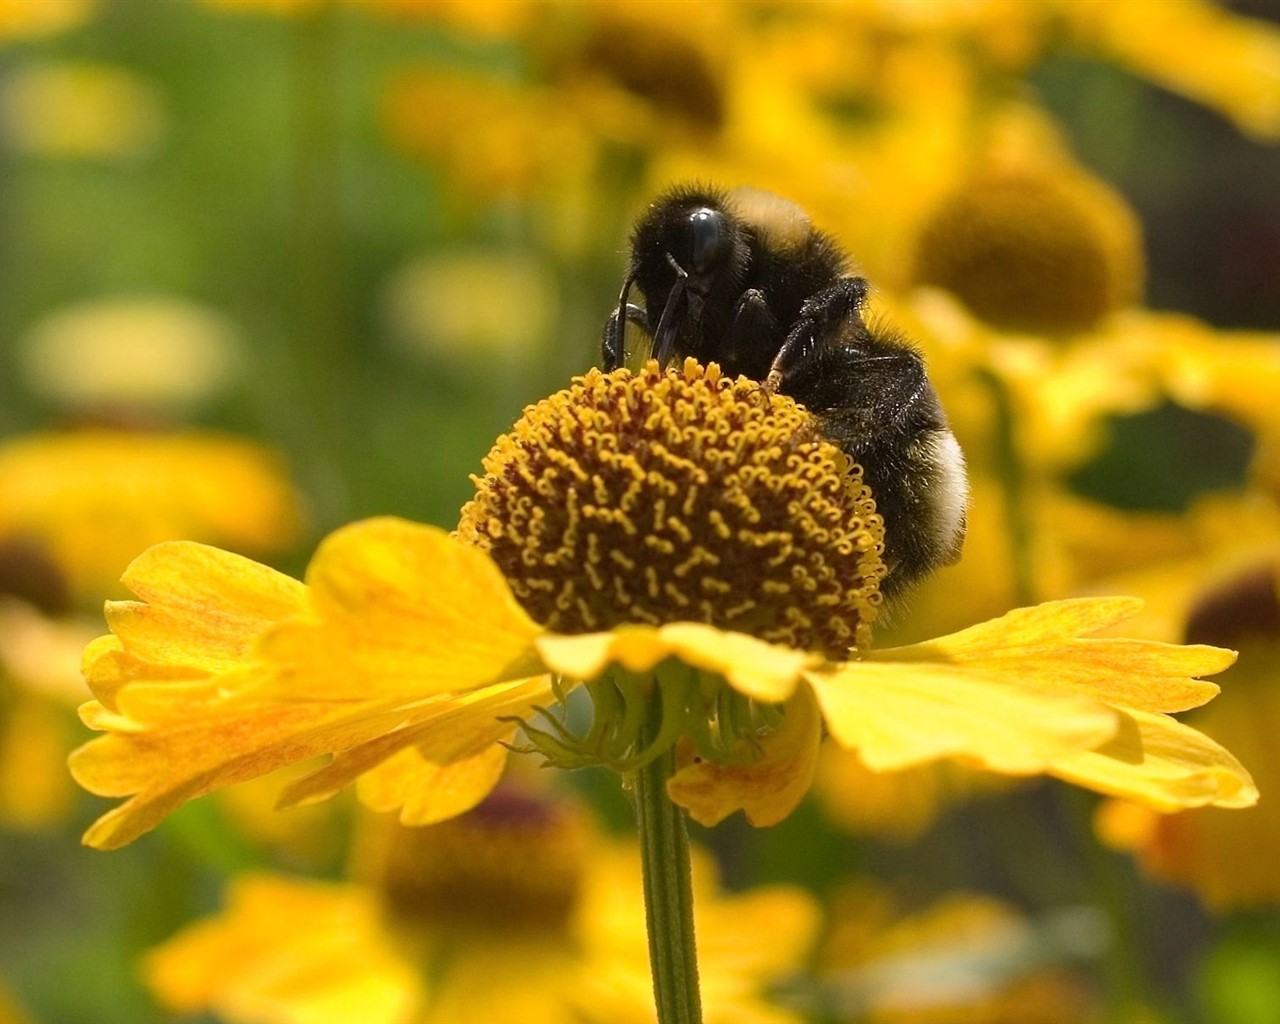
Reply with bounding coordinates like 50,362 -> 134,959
3,1 -> 1280,1022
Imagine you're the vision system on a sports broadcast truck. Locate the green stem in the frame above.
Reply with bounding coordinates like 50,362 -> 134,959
287,4 -> 353,528
981,369 -> 1037,607
982,368 -> 1148,1012
1061,786 -> 1149,1015
632,687 -> 702,1024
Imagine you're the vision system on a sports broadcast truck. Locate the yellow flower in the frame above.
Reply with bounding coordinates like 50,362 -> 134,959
911,163 -> 1144,337
381,250 -> 558,370
1097,557 -> 1280,911
0,428 -> 302,602
813,747 -> 1014,844
812,488 -> 1280,841
382,69 -> 594,203
1057,0 -> 1280,142
72,361 -> 1254,850
817,881 -> 1101,1023
0,597 -> 97,829
0,978 -> 34,1024
0,537 -> 99,830
145,787 -> 818,1024
0,61 -> 165,162
0,0 -> 94,42
18,296 -> 242,413
1069,492 -> 1280,645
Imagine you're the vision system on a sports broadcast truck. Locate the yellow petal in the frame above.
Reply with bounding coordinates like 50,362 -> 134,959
872,597 -> 1231,712
805,662 -> 1118,773
1048,707 -> 1258,811
144,874 -> 419,1024
261,518 -> 545,699
669,686 -> 822,828
73,520 -> 558,848
71,686 -> 424,849
536,622 -> 818,700
276,677 -> 556,810
105,540 -> 307,676
357,743 -> 510,826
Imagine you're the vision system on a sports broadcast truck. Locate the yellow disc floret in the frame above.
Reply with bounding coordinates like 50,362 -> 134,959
457,359 -> 885,657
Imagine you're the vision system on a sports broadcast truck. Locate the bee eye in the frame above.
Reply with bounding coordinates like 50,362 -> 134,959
687,207 -> 728,275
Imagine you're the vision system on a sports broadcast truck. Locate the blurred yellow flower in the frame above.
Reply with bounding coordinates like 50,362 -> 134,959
146,788 -> 818,1024
912,164 -> 1143,338
0,0 -> 94,42
380,250 -> 557,369
0,539 -> 99,829
0,61 -> 164,161
817,881 -> 1102,1023
359,0 -> 537,37
1058,0 -> 1280,141
1146,321 -> 1280,449
888,480 -> 1280,648
18,296 -> 243,413
1098,557 -> 1280,911
1070,492 -> 1280,644
0,429 -> 302,602
904,290 -> 1280,488
813,747 -> 1013,844
382,69 -> 595,203
0,978 -> 34,1024
199,0 -> 321,15
72,362 -> 1253,850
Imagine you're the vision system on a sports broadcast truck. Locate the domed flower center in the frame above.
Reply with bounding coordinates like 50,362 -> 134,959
457,359 -> 885,657
912,167 -> 1144,335
0,533 -> 70,616
361,788 -> 589,935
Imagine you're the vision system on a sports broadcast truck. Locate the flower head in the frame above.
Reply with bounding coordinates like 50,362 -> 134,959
145,786 -> 819,1024
1097,557 -> 1280,911
817,881 -> 1101,1023
0,536 -> 109,830
456,360 -> 884,655
72,361 -> 1255,849
0,428 -> 302,602
912,164 -> 1144,336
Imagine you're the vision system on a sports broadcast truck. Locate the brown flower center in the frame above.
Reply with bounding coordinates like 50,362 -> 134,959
912,167 -> 1144,334
359,788 -> 589,935
457,359 -> 884,657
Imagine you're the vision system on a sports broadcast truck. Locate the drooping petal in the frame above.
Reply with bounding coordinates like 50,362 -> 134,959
275,677 -> 556,815
1048,707 -> 1258,811
536,622 -> 819,702
357,744 -> 511,827
86,541 -> 307,707
870,597 -> 1230,712
668,686 -> 822,827
805,662 -> 1118,774
73,519 -> 563,848
260,518 -> 546,700
70,677 -> 436,849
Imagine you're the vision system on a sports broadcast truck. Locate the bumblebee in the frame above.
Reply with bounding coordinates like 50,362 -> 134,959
602,184 -> 968,601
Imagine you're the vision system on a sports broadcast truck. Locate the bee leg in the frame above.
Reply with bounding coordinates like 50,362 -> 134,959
722,288 -> 777,378
601,303 -> 649,371
765,278 -> 869,390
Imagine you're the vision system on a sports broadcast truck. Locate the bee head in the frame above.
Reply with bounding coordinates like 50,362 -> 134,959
628,188 -> 750,366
